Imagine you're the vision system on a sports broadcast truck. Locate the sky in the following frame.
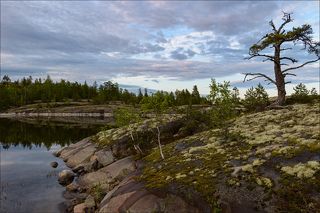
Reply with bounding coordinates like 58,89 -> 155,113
1,1 -> 319,96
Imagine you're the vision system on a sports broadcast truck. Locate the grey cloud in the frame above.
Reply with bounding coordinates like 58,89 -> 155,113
170,48 -> 196,60
171,52 -> 188,60
1,1 -> 318,86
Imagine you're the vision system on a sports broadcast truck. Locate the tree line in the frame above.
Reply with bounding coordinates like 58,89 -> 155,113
0,75 -> 207,111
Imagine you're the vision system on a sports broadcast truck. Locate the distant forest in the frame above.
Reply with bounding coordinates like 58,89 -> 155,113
0,75 -> 208,110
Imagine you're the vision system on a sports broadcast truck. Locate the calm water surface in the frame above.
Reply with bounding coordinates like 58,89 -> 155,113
0,118 -> 103,213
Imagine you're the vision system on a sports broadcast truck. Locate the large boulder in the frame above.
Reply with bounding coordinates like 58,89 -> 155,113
66,145 -> 97,168
99,156 -> 136,180
127,194 -> 165,213
72,156 -> 100,174
78,171 -> 111,189
78,156 -> 136,189
98,177 -> 200,213
58,170 -> 75,186
95,149 -> 114,166
99,191 -> 136,213
59,137 -> 91,159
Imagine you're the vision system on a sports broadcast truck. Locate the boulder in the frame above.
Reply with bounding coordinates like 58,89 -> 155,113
128,194 -> 164,213
78,171 -> 111,189
72,158 -> 100,174
99,191 -> 136,213
66,182 -> 80,192
60,143 -> 91,162
78,156 -> 136,190
73,203 -> 85,213
66,145 -> 97,168
99,156 -> 136,180
58,170 -> 74,186
100,177 -> 136,207
95,149 -> 114,166
52,150 -> 62,157
59,137 -> 92,161
50,161 -> 58,168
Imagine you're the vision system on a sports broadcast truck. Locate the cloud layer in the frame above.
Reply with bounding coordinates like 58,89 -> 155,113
1,1 -> 319,92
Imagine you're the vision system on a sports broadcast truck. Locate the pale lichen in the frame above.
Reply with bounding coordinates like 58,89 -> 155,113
256,177 -> 273,188
281,161 -> 320,179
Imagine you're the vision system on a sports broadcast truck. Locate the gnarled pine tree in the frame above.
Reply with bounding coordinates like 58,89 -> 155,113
243,12 -> 319,106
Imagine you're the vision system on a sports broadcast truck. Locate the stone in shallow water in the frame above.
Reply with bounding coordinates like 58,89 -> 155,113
58,170 -> 75,186
50,161 -> 58,168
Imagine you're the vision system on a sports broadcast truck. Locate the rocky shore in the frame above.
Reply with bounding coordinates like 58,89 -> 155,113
54,116 -> 203,213
54,139 -> 200,213
0,112 -> 113,118
54,104 -> 320,213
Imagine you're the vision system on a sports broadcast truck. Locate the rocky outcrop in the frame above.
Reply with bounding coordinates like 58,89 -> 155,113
53,103 -> 320,212
55,116 -> 203,213
141,104 -> 320,213
95,115 -> 185,158
98,176 -> 200,213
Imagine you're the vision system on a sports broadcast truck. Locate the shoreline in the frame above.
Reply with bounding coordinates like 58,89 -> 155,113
0,112 -> 113,118
55,139 -> 201,213
53,116 -> 204,213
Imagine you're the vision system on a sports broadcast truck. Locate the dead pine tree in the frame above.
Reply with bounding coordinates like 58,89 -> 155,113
243,12 -> 319,106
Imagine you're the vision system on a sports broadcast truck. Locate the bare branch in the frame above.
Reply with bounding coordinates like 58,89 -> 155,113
245,53 -> 274,60
269,20 -> 277,32
156,126 -> 165,160
282,58 -> 320,73
262,58 -> 275,62
283,73 -> 297,77
285,81 -> 292,84
280,57 -> 298,63
280,47 -> 292,51
278,12 -> 293,33
243,72 -> 276,85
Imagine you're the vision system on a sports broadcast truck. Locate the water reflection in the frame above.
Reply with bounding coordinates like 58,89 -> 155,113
0,118 -> 102,150
0,118 -> 103,213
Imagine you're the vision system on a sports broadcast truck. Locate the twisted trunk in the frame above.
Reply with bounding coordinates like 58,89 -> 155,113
274,45 -> 286,105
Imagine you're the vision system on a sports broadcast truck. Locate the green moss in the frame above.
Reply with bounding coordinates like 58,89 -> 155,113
136,103 -> 320,212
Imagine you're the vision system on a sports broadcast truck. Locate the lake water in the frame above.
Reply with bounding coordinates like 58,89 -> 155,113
0,118 -> 103,213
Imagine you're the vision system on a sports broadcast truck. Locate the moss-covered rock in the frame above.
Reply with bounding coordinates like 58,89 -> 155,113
140,103 -> 320,212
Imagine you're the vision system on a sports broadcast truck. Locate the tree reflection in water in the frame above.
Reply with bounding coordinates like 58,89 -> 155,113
0,118 -> 102,150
